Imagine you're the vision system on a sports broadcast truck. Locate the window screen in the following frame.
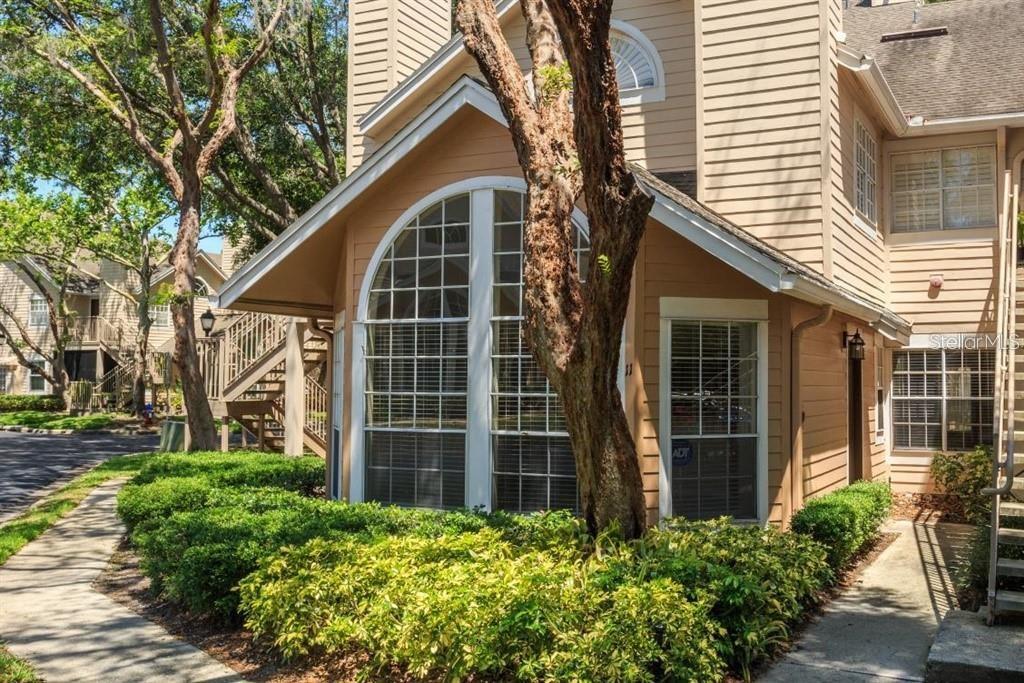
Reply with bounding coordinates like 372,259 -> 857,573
667,320 -> 758,520
364,194 -> 470,508
490,190 -> 590,513
892,348 -> 994,450
891,146 -> 996,233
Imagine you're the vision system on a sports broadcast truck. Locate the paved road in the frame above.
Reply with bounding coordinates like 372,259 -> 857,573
0,431 -> 158,524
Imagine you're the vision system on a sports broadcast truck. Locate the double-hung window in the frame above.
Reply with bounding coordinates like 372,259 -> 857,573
854,120 -> 878,225
890,146 -> 996,233
27,356 -> 47,394
892,348 -> 994,450
28,294 -> 48,329
874,347 -> 886,444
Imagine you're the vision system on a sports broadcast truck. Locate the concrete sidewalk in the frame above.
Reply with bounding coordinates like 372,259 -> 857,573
759,519 -> 974,682
0,480 -> 240,682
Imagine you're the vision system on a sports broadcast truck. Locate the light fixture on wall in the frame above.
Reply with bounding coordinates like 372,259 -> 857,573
843,330 -> 866,361
200,309 -> 216,337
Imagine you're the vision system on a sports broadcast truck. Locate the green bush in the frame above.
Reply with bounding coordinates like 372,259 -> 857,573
239,519 -> 830,680
791,481 -> 892,570
931,447 -> 993,523
240,530 -> 727,682
0,395 -> 64,413
955,519 -> 1024,608
133,452 -> 325,494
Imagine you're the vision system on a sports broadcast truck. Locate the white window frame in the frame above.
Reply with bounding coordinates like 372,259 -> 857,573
657,297 -> 769,526
150,304 -> 171,328
28,294 -> 48,329
26,355 -> 48,394
891,343 -> 995,452
609,21 -> 666,106
330,310 -> 345,500
854,118 -> 878,232
0,366 -> 11,394
889,144 -> 997,234
349,177 -> 599,509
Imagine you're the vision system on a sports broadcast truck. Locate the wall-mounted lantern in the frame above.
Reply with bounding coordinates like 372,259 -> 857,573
843,329 -> 866,361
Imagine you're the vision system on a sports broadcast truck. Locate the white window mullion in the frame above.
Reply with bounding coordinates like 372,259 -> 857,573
465,189 -> 494,510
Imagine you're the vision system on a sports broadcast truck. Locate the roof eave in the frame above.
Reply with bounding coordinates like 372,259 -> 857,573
218,76 -> 507,312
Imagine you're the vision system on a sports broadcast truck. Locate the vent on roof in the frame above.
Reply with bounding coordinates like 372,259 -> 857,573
880,26 -> 949,42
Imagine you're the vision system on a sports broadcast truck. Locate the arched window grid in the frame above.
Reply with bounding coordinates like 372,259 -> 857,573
360,186 -> 589,513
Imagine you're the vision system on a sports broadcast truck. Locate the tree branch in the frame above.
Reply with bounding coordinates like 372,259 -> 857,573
147,0 -> 196,149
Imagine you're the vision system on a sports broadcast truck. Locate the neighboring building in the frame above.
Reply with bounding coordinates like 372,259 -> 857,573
0,249 -> 231,397
216,0 -> 1024,532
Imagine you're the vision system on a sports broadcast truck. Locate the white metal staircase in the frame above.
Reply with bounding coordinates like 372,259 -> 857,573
198,312 -> 329,456
987,169 -> 1024,623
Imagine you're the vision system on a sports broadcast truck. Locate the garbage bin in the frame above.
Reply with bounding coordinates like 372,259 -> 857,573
159,418 -> 186,452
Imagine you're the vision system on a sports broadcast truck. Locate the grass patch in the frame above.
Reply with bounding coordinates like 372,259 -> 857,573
0,452 -> 156,567
0,644 -> 38,683
0,411 -> 116,431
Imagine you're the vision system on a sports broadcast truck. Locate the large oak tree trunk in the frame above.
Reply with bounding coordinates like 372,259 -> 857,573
172,178 -> 217,450
459,0 -> 651,537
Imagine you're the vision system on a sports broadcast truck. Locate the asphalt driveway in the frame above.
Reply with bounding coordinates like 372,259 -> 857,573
0,431 -> 158,524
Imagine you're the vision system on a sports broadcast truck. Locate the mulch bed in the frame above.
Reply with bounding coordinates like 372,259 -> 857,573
890,492 -> 970,524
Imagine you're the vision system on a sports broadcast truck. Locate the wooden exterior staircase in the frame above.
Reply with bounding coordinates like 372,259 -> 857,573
198,312 -> 329,456
987,168 -> 1024,623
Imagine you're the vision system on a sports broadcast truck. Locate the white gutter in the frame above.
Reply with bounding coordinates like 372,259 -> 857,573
782,275 -> 911,343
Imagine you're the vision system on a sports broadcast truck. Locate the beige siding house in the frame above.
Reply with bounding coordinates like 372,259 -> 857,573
218,0 -> 1024,526
0,250 -> 231,398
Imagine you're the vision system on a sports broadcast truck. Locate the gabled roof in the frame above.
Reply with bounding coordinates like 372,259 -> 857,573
151,250 -> 227,288
218,76 -> 910,340
23,257 -> 100,295
844,0 -> 1024,121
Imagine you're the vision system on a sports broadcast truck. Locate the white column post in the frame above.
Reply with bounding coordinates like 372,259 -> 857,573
284,319 -> 307,455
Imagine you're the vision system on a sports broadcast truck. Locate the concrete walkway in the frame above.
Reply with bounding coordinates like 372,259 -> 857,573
760,519 -> 974,682
0,480 -> 240,682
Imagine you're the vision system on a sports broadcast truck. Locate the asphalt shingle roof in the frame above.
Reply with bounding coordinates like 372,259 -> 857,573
844,0 -> 1024,120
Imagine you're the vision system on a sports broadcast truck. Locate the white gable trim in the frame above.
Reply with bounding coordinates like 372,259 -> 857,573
358,0 -> 519,136
217,77 -> 506,310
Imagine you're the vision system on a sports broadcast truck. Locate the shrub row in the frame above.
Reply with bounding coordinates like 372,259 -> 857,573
131,451 -> 325,495
790,481 -> 892,569
0,394 -> 63,413
238,519 -> 830,680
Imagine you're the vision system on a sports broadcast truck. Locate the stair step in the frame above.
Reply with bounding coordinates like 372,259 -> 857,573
1001,501 -> 1024,517
997,558 -> 1024,578
993,589 -> 1024,613
998,528 -> 1024,545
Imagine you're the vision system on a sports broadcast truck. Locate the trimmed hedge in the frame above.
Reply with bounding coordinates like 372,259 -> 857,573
120,452 -> 836,680
132,452 -> 325,495
239,520 -> 830,680
0,395 -> 64,413
790,481 -> 892,569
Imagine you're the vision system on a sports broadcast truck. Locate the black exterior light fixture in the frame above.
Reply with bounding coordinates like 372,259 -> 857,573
843,329 -> 866,361
200,309 -> 216,337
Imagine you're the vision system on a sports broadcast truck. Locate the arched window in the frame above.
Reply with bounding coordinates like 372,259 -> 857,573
360,185 -> 588,512
611,33 -> 656,91
194,277 -> 211,296
609,22 -> 665,105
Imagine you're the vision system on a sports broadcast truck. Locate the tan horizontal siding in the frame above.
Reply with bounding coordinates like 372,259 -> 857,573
699,0 -> 826,273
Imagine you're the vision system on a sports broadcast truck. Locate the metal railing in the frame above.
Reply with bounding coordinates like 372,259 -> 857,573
986,169 -> 1021,622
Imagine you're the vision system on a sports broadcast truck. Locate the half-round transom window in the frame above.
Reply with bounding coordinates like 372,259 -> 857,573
610,31 -> 657,92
